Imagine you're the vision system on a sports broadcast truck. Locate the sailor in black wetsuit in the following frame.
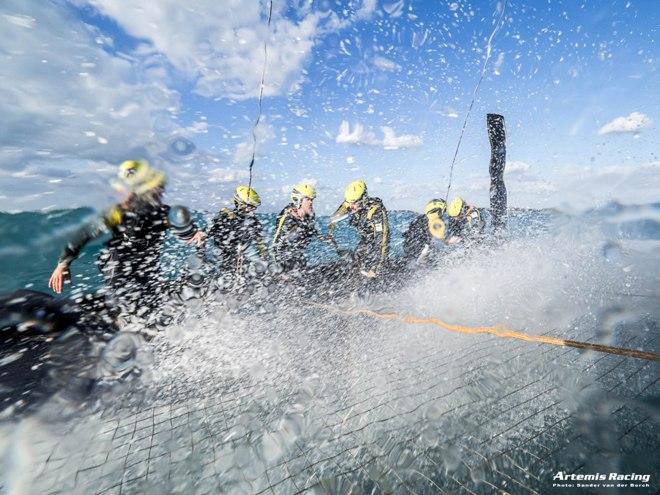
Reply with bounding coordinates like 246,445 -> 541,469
271,183 -> 324,274
207,185 -> 267,283
327,180 -> 390,279
446,196 -> 485,244
48,160 -> 205,314
402,199 -> 448,265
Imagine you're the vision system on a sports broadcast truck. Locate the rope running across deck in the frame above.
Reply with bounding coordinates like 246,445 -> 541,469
308,301 -> 659,362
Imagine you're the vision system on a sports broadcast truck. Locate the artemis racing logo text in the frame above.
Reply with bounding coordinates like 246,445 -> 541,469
553,472 -> 650,483
552,471 -> 651,489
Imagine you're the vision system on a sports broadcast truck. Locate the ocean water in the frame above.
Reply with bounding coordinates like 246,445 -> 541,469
0,202 -> 658,494
0,206 -> 560,295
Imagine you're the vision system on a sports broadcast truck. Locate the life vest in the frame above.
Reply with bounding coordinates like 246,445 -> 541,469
426,211 -> 446,240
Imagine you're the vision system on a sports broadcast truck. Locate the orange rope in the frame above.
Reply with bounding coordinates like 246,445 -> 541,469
308,302 -> 659,362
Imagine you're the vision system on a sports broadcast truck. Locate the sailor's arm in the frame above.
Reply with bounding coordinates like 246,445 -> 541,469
49,207 -> 120,293
327,202 -> 350,239
165,205 -> 206,247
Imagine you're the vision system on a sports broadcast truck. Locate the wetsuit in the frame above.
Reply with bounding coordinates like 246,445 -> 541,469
208,207 -> 267,276
402,211 -> 447,263
58,198 -> 191,312
271,204 -> 319,272
447,207 -> 485,242
329,197 -> 390,273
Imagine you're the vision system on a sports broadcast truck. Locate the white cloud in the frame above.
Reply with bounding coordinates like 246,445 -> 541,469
3,13 -> 36,28
187,121 -> 208,134
446,160 -> 660,210
373,56 -> 401,72
336,121 -> 380,146
77,0 -> 381,102
355,0 -> 378,20
598,112 -> 652,135
233,142 -> 254,164
0,159 -> 118,212
381,127 -> 422,149
440,108 -> 459,118
383,0 -> 405,17
233,119 -> 275,163
0,1 -> 263,211
336,121 -> 422,150
208,168 -> 249,183
506,160 -> 532,175
554,161 -> 659,210
80,0 -> 343,101
0,0 -> 179,174
510,179 -> 557,194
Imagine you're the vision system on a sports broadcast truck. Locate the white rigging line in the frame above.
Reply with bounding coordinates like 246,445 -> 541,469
248,0 -> 274,191
444,0 -> 508,202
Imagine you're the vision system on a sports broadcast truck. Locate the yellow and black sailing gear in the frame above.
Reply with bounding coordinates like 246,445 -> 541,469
403,208 -> 447,263
447,199 -> 485,241
208,206 -> 267,275
271,204 -> 320,271
426,211 -> 447,240
233,185 -> 261,207
112,160 -> 166,195
447,196 -> 465,218
56,160 -> 200,313
58,197 -> 199,311
328,197 -> 390,273
291,183 -> 317,206
424,199 -> 447,216
344,179 -> 367,204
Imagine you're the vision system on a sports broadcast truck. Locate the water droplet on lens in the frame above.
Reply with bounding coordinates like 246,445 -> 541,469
168,136 -> 196,156
261,432 -> 284,463
602,241 -> 623,263
100,333 -> 143,375
152,112 -> 176,134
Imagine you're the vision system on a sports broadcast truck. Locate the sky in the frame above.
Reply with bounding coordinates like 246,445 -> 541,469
0,0 -> 658,214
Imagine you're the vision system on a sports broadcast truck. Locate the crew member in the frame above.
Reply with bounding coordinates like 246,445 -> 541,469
207,185 -> 267,279
446,196 -> 485,243
402,199 -> 448,264
272,182 -> 324,273
48,160 -> 205,313
328,180 -> 389,278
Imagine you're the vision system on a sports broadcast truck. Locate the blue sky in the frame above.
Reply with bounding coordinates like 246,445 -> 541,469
0,0 -> 657,213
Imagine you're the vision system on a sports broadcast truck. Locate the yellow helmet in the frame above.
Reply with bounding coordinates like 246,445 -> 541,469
291,182 -> 317,205
114,160 -> 166,194
424,199 -> 447,216
448,196 -> 465,217
427,214 -> 446,240
344,179 -> 367,203
233,185 -> 261,207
